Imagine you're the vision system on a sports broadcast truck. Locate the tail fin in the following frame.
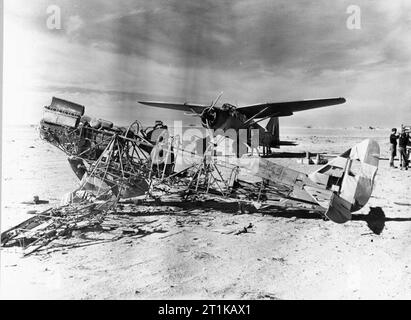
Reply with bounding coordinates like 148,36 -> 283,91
306,139 -> 380,223
265,117 -> 279,146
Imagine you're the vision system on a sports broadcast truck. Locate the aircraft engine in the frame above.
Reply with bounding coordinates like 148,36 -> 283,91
200,106 -> 218,128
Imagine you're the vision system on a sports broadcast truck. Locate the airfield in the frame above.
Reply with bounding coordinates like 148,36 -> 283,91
1,125 -> 411,299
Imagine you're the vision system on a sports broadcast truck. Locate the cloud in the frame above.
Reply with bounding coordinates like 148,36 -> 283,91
3,0 -> 411,127
66,15 -> 84,36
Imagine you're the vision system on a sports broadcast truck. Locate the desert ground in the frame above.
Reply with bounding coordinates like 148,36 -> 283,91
1,125 -> 410,299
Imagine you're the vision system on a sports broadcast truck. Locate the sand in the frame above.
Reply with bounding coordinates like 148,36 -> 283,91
1,125 -> 410,299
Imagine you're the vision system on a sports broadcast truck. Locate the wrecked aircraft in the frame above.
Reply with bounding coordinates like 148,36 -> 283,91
38,97 -> 380,224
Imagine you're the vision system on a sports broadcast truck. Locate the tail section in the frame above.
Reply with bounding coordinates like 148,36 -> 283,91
263,117 -> 296,148
306,139 -> 380,223
265,117 -> 280,146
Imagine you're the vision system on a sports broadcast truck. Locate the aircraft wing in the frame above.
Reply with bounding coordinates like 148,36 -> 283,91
138,101 -> 208,114
238,97 -> 346,118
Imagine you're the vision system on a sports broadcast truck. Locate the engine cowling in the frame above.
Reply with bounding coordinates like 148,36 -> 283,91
200,107 -> 218,128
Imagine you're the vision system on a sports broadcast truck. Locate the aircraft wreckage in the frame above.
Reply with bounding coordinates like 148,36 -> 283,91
37,96 -> 380,222
1,96 -> 381,255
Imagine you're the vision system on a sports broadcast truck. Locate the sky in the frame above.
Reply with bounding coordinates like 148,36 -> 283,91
2,0 -> 411,127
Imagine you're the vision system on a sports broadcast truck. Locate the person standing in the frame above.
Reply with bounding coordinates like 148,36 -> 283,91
389,128 -> 399,168
398,128 -> 410,170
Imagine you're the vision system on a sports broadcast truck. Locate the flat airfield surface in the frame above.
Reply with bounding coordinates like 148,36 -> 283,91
1,126 -> 410,299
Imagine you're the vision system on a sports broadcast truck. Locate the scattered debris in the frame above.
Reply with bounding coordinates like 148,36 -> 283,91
271,257 -> 286,263
1,202 -> 109,256
158,230 -> 183,239
194,251 -> 215,260
1,199 -> 174,256
212,228 -> 236,235
394,202 -> 411,206
241,291 -> 280,300
234,223 -> 254,235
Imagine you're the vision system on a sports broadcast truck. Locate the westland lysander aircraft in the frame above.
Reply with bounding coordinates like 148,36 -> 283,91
36,97 -> 379,224
138,95 -> 346,152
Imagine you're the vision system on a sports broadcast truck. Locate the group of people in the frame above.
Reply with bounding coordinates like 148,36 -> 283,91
390,126 -> 410,170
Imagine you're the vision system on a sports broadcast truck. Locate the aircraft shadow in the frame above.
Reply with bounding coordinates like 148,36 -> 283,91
261,152 -> 310,159
256,205 -> 322,220
118,200 -> 324,220
116,202 -> 411,236
117,200 -> 242,216
352,206 -> 411,235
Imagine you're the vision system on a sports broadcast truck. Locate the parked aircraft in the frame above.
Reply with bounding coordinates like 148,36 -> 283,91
138,95 -> 346,152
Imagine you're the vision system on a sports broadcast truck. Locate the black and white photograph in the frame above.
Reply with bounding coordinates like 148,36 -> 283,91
1,0 -> 411,301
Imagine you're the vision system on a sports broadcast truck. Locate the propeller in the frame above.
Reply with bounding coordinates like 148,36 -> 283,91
210,92 -> 224,109
200,92 -> 223,129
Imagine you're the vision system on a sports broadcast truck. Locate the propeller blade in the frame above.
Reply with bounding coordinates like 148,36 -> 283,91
211,92 -> 224,109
